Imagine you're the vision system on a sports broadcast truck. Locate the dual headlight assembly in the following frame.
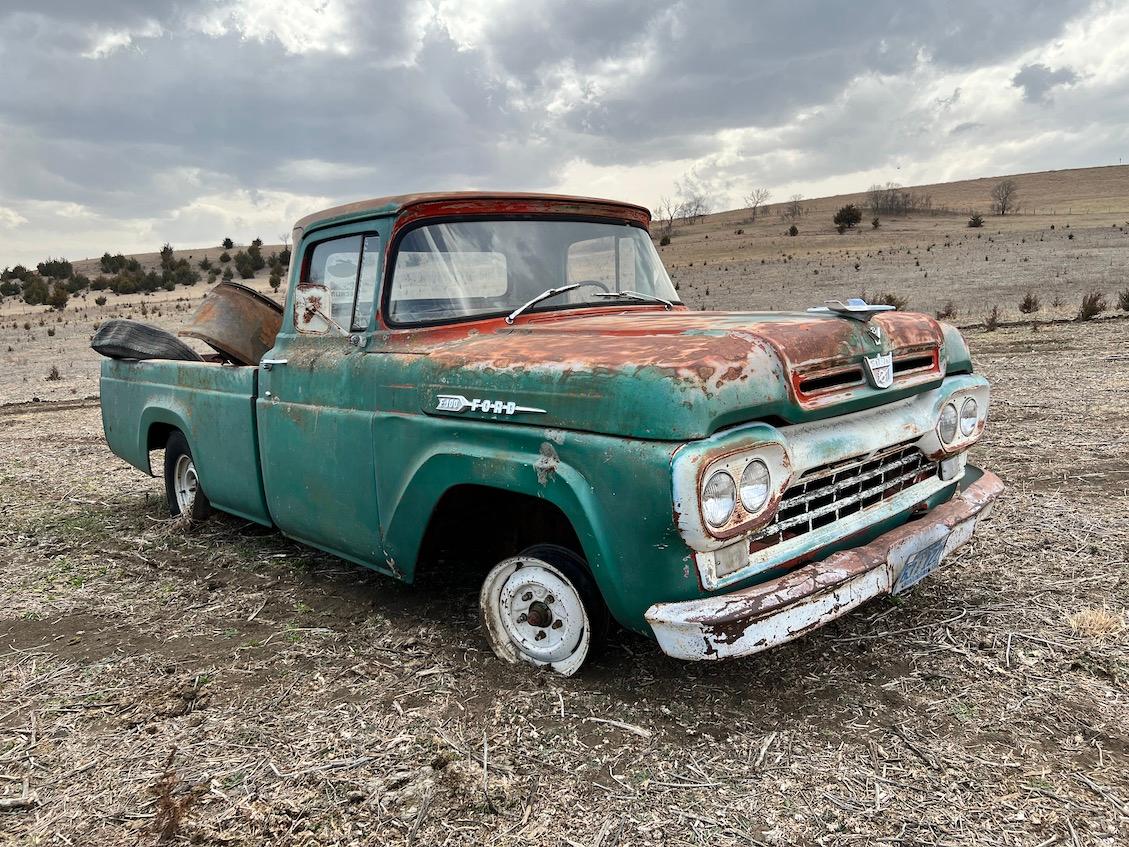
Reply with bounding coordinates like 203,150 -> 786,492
938,396 -> 979,445
702,458 -> 771,529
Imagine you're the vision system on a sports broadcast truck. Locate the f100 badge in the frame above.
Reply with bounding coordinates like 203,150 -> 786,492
864,352 -> 894,389
436,394 -> 547,415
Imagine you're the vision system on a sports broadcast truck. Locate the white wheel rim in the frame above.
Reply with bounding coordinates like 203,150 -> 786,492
481,556 -> 591,676
173,454 -> 198,513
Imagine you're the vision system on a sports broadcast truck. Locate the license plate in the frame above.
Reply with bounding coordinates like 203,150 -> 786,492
892,536 -> 948,595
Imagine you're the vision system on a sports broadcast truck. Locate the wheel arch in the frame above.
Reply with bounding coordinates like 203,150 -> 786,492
379,443 -> 616,601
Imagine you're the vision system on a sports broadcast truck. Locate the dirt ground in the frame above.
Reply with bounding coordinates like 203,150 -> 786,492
1,191 -> 1128,845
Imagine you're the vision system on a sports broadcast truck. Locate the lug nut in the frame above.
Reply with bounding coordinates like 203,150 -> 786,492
535,630 -> 547,641
521,591 -> 533,602
517,613 -> 528,623
546,594 -> 555,604
551,620 -> 563,630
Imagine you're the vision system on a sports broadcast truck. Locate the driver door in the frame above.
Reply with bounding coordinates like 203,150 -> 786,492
256,229 -> 390,570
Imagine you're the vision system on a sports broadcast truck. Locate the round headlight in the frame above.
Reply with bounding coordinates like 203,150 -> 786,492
702,470 -> 736,528
959,397 -> 978,436
938,402 -> 958,444
739,460 -> 771,513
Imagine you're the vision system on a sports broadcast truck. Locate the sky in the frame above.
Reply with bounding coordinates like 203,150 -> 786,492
2,0 -> 1128,266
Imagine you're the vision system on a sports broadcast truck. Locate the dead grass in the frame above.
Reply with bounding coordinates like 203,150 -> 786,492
1065,608 -> 1127,641
1,317 -> 1127,846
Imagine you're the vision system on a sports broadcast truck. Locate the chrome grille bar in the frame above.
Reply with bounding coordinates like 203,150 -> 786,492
753,443 -> 937,544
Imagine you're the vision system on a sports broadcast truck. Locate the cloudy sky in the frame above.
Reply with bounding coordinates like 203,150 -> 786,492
2,0 -> 1127,266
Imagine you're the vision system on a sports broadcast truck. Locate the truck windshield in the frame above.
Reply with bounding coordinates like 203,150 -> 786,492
387,219 -> 680,325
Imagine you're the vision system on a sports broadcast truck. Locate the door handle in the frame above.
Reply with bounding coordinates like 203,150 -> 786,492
261,358 -> 288,370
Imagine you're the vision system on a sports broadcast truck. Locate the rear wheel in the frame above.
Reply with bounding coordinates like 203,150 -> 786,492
163,431 -> 213,521
479,544 -> 607,676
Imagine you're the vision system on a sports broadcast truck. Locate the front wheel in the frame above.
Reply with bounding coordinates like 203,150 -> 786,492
479,544 -> 607,676
163,431 -> 213,521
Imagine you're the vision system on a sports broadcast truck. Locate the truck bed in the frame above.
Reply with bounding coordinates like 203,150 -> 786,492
99,358 -> 272,525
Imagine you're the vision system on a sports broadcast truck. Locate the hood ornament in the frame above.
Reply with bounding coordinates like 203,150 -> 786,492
867,323 -> 882,344
807,298 -> 896,322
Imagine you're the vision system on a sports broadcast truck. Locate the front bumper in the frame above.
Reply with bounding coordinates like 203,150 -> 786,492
645,468 -> 1004,661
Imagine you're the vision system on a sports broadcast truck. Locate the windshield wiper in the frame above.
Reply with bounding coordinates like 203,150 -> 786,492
593,290 -> 675,310
505,284 -> 580,324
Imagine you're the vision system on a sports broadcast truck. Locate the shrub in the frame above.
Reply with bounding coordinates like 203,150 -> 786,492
95,295 -> 107,306
1118,288 -> 1129,311
984,305 -> 1000,331
222,237 -> 234,249
198,257 -> 213,271
1077,290 -> 1107,321
836,223 -> 847,235
269,268 -> 283,292
47,283 -> 69,310
967,212 -> 984,228
871,217 -> 880,229
278,247 -> 291,266
0,280 -> 19,297
37,257 -> 73,279
833,204 -> 862,230
1067,232 -> 1074,240
233,250 -> 256,279
787,225 -> 798,237
251,237 -> 263,248
22,276 -> 50,305
936,300 -> 956,319
160,243 -> 175,269
219,252 -> 231,264
1018,291 -> 1041,314
877,291 -> 909,311
659,234 -> 671,246
247,244 -> 266,271
222,266 -> 234,281
46,365 -> 61,381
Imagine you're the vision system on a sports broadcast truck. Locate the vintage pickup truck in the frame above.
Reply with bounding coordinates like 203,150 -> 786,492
99,192 -> 1003,674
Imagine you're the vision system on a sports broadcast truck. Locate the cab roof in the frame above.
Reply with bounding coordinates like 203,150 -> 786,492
292,192 -> 652,238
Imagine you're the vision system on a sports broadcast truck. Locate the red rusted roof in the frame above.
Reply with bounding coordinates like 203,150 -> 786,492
293,191 -> 651,233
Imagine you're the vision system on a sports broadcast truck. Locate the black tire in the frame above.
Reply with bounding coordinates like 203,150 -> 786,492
163,431 -> 213,521
518,544 -> 610,650
91,319 -> 202,362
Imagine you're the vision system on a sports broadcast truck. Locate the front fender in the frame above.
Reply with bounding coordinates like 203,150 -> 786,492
374,414 -> 689,632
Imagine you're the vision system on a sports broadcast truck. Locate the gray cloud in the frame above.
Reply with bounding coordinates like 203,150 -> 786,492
1012,63 -> 1079,103
0,0 -> 1119,265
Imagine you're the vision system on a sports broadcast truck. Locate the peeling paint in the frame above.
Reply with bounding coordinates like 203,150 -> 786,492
535,442 -> 559,485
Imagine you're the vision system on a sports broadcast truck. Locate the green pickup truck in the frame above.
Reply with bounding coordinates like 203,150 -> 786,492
99,192 -> 1003,675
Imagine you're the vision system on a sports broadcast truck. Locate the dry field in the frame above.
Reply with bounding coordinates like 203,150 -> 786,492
1,169 -> 1128,845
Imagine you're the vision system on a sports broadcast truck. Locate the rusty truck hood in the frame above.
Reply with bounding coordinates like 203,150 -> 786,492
395,309 -> 955,440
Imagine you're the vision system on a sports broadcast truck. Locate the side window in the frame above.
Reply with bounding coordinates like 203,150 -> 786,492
300,232 -> 379,333
567,235 -> 637,290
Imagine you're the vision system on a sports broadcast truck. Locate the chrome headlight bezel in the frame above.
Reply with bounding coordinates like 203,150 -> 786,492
697,443 -> 790,539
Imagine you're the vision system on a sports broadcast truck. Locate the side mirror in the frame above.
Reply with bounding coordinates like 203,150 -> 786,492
294,284 -> 332,333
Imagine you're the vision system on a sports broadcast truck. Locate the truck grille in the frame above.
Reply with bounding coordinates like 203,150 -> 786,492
751,442 -> 938,547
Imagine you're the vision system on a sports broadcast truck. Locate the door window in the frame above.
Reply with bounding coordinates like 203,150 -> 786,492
301,233 -> 381,333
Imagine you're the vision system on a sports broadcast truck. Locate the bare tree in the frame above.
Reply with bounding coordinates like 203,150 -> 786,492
990,179 -> 1019,216
654,196 -> 678,238
675,173 -> 714,224
781,194 -> 805,222
278,231 -> 291,248
744,188 -> 772,222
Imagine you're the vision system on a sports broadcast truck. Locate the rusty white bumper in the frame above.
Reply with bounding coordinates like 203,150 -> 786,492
645,469 -> 1004,661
